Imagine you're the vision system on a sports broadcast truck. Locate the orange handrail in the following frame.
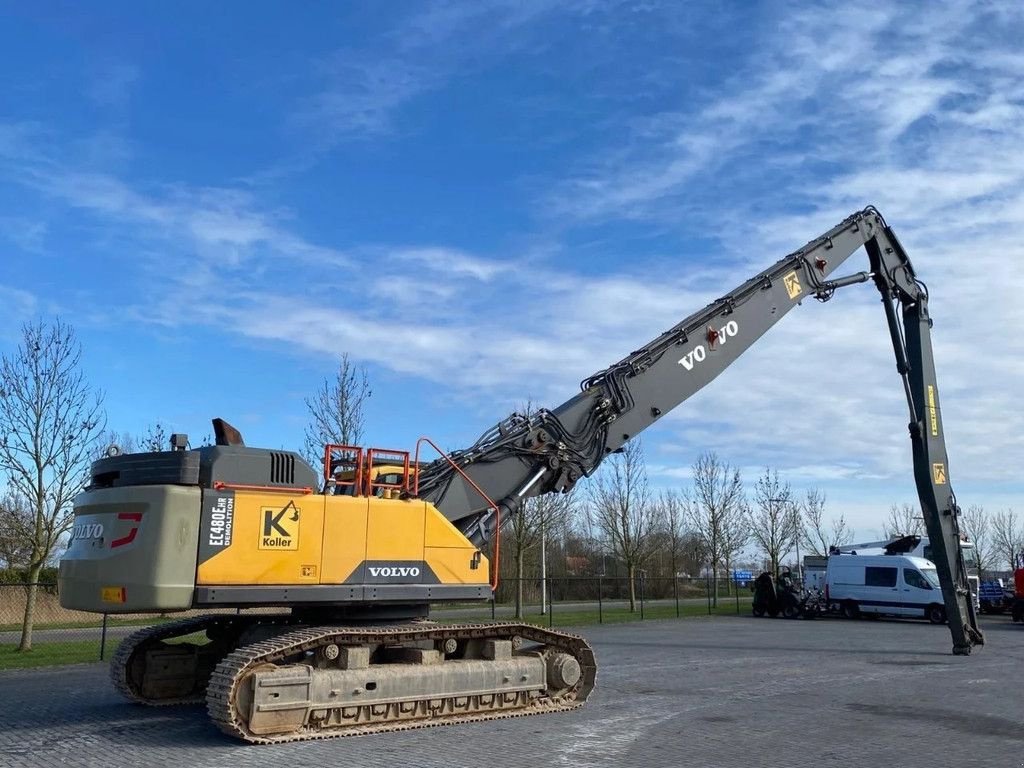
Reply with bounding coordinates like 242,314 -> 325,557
414,436 -> 501,592
365,448 -> 412,494
323,444 -> 365,495
213,481 -> 313,494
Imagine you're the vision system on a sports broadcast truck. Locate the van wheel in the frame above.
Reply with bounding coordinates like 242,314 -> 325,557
842,602 -> 859,620
927,605 -> 946,624
752,605 -> 765,617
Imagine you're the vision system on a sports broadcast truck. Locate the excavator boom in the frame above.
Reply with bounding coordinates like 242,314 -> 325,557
417,206 -> 982,653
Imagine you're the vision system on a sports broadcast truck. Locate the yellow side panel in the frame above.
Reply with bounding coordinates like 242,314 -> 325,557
423,503 -> 489,585
364,497 -> 426,561
424,507 -> 473,548
320,495 -> 370,583
425,547 -> 489,585
197,491 -> 324,585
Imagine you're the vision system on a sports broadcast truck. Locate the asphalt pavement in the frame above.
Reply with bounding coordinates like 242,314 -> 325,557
0,613 -> 1020,767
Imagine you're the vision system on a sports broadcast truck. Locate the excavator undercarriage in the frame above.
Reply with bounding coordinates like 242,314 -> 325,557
111,614 -> 596,743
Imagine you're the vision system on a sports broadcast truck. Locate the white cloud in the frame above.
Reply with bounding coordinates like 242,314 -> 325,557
294,0 -> 582,142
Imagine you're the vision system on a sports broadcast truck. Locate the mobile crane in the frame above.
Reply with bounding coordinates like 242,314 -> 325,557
58,206 -> 983,744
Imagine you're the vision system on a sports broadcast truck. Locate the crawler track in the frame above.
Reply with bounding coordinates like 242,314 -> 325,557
206,622 -> 597,744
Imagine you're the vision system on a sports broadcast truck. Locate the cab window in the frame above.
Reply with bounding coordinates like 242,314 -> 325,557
903,569 -> 932,590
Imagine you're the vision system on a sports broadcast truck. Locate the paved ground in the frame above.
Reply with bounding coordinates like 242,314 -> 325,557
0,614 -> 1020,768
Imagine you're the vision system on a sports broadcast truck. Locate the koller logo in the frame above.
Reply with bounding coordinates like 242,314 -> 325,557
369,566 -> 421,578
258,501 -> 300,551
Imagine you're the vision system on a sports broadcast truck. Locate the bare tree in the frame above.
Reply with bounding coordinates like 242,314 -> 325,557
586,439 -> 659,611
0,492 -> 32,570
512,492 -> 575,616
303,354 -> 372,468
801,488 -> 854,556
139,422 -> 169,452
0,319 -> 105,650
657,490 -> 686,578
720,507 -> 749,596
991,509 -> 1023,572
959,504 -> 995,574
883,502 -> 923,538
747,468 -> 799,578
683,452 -> 745,607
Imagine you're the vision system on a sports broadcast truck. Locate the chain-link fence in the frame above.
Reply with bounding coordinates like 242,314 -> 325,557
479,575 -> 752,625
0,576 -> 753,670
0,583 -> 160,670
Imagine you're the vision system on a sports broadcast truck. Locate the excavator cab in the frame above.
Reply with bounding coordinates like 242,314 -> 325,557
323,444 -> 415,498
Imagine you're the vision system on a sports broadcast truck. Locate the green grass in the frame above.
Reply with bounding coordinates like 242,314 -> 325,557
448,598 -> 753,627
0,641 -> 105,670
0,615 -> 176,633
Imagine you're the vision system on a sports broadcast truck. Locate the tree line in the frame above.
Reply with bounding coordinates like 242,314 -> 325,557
2,318 -> 1022,647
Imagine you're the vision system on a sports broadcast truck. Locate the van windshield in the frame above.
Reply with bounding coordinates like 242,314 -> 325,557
920,568 -> 941,589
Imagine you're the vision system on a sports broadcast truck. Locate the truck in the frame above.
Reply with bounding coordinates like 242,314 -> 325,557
58,206 -> 983,743
1012,558 -> 1024,623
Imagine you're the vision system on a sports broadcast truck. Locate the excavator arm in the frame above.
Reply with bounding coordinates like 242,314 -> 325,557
417,206 -> 983,654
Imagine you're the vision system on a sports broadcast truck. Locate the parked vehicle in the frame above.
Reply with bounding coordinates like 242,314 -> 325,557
1012,562 -> 1024,624
751,571 -> 813,619
825,554 -> 948,623
979,580 -> 1013,615
832,535 -> 981,611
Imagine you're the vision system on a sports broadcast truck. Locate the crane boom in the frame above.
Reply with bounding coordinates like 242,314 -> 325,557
417,206 -> 983,654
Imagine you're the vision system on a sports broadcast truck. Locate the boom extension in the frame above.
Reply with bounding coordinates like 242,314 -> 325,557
417,206 -> 982,654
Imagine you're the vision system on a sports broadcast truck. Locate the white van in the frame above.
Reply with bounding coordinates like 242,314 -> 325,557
832,535 -> 981,611
825,554 -> 948,624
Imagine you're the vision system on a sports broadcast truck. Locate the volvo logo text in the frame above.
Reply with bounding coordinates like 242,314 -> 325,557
71,523 -> 104,540
368,566 -> 420,578
678,321 -> 739,370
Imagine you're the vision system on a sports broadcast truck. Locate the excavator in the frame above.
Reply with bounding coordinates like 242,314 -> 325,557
58,206 -> 983,744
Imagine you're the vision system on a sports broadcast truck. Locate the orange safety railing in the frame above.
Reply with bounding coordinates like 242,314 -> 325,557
323,444 -> 365,496
365,448 -> 412,495
413,436 -> 501,592
213,481 -> 313,494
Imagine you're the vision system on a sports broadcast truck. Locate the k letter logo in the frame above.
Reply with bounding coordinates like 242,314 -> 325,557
258,501 -> 300,550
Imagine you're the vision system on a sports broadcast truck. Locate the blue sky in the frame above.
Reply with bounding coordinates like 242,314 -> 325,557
2,1 -> 1022,539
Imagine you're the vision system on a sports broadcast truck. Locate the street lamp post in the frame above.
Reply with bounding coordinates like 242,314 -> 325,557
791,503 -> 803,584
540,516 -> 547,615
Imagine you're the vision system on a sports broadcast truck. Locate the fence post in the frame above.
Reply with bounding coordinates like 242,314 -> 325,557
639,572 -> 645,620
674,575 -> 679,618
100,613 -> 109,661
598,576 -> 603,624
706,572 -> 712,615
735,579 -> 740,614
548,576 -> 553,628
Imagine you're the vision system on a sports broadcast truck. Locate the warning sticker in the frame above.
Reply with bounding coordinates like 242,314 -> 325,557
258,501 -> 300,550
783,271 -> 803,300
927,385 -> 939,437
932,463 -> 947,485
